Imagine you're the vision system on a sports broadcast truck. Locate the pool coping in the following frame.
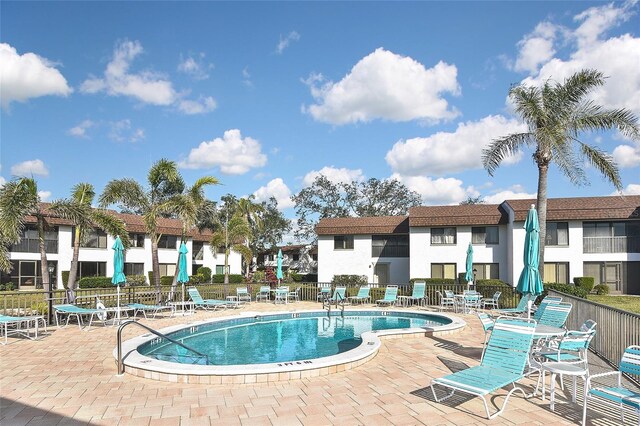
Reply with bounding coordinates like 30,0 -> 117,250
115,308 -> 466,383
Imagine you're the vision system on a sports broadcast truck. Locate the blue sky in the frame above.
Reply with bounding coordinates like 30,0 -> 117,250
1,1 -> 639,233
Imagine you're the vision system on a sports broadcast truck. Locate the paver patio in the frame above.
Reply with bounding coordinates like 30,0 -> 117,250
1,302 -> 637,425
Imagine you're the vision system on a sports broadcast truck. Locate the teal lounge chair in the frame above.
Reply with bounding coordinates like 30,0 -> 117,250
583,345 -> 640,425
348,286 -> 371,304
127,303 -> 174,319
532,296 -> 563,320
236,287 -> 251,303
0,314 -> 46,344
376,285 -> 398,307
537,302 -> 572,328
256,286 -> 271,303
431,316 -> 537,419
327,287 -> 347,306
476,312 -> 495,362
494,294 -> 531,316
187,287 -> 229,310
53,304 -> 107,330
274,287 -> 289,304
317,286 -> 331,302
406,281 -> 426,307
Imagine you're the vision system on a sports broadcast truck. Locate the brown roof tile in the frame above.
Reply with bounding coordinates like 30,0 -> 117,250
504,196 -> 640,221
409,204 -> 507,227
316,216 -> 409,235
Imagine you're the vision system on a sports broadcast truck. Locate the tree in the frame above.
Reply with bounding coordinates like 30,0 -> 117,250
292,176 -> 421,241
0,178 -> 50,290
209,211 -> 251,285
99,159 -> 185,294
235,196 -> 264,278
482,69 -> 639,280
48,183 -> 130,292
460,196 -> 485,205
252,197 -> 291,254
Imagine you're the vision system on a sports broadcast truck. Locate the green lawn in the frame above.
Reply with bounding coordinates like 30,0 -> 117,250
587,295 -> 640,314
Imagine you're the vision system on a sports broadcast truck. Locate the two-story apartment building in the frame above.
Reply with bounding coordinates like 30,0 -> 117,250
2,205 -> 243,290
316,195 -> 640,295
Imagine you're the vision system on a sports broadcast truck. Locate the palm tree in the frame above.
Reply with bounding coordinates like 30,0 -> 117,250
99,159 -> 185,294
0,177 -> 51,290
210,211 -> 252,285
48,183 -> 130,293
482,69 -> 640,280
236,196 -> 264,278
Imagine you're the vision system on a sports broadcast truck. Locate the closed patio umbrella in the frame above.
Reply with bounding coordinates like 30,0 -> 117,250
276,249 -> 284,285
516,204 -> 544,318
177,242 -> 189,303
464,243 -> 474,290
111,236 -> 126,323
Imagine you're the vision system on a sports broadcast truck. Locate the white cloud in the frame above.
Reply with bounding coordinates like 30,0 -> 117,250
253,178 -> 295,210
177,96 -> 217,115
38,191 -> 51,201
177,53 -> 212,80
513,22 -> 560,74
483,186 -> 537,204
108,119 -> 145,143
11,159 -> 49,177
0,43 -> 72,110
386,115 -> 527,177
391,173 -> 478,205
68,120 -> 95,138
302,166 -> 365,187
81,40 -> 177,106
242,67 -> 253,87
0,176 -> 5,187
304,48 -> 460,125
612,142 -> 640,168
179,129 -> 267,175
276,31 -> 300,54
613,183 -> 640,195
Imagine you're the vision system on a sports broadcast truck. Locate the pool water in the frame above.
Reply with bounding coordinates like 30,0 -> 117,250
139,311 -> 449,365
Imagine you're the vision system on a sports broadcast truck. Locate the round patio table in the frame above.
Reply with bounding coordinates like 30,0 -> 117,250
533,324 -> 565,339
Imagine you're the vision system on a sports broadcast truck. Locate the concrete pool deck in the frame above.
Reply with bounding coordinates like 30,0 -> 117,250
1,301 -> 638,425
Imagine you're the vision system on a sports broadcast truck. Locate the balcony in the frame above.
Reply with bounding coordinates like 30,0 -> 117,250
583,236 -> 640,253
371,245 -> 409,258
10,239 -> 58,254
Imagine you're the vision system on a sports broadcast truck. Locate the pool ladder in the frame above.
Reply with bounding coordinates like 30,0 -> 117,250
322,293 -> 345,315
116,320 -> 208,375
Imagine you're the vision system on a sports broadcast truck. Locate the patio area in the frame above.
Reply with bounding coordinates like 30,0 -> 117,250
1,302 -> 637,426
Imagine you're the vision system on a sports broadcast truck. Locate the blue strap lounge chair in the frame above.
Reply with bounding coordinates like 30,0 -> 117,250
480,291 -> 502,310
348,286 -> 371,304
0,314 -> 46,344
317,286 -> 331,302
476,312 -> 495,362
407,281 -> 426,307
537,302 -> 572,328
127,303 -> 174,319
236,287 -> 251,303
532,297 -> 563,320
583,345 -> 640,425
494,294 -> 532,316
327,287 -> 347,306
376,285 -> 398,307
187,287 -> 229,310
256,286 -> 271,303
436,290 -> 455,311
431,316 -> 537,419
274,287 -> 289,304
53,304 -> 107,330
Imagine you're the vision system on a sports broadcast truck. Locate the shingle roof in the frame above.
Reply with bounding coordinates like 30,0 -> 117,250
316,216 -> 409,235
504,196 -> 640,221
409,204 -> 507,226
24,203 -> 213,242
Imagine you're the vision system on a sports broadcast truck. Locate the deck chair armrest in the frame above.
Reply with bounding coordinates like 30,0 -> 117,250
586,371 -> 621,389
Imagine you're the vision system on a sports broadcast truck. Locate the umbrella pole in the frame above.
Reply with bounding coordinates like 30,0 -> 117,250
117,285 -> 121,324
527,300 -> 533,319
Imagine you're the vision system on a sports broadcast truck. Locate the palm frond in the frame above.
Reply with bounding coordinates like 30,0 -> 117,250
549,138 -> 586,186
47,200 -> 94,230
572,103 -> 640,140
579,142 -> 622,190
91,210 -> 131,249
0,178 -> 40,241
99,179 -> 148,211
71,183 -> 95,205
509,85 -> 544,127
482,133 -> 534,176
556,69 -> 605,109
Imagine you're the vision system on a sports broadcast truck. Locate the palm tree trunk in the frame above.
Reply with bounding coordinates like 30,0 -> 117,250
67,227 -> 82,291
36,216 -> 49,291
151,236 -> 161,303
224,249 -> 230,285
537,163 -> 549,282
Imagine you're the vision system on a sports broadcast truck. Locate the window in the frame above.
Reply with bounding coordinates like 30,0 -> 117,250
129,233 -> 145,248
158,263 -> 176,277
543,262 -> 569,284
158,235 -> 177,249
215,265 -> 227,275
472,263 -> 500,280
292,253 -> 300,261
80,228 -> 107,248
372,235 -> 409,257
472,226 -> 499,245
124,263 -> 144,276
334,235 -> 354,250
312,254 -> 318,261
431,263 -> 457,279
431,227 -> 456,245
216,246 -> 225,254
583,222 -> 640,253
546,222 -> 569,246
78,262 -> 106,278
10,225 -> 59,253
192,241 -> 204,260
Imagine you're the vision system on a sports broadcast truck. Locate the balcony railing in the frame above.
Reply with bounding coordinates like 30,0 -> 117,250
583,236 -> 640,253
10,239 -> 58,254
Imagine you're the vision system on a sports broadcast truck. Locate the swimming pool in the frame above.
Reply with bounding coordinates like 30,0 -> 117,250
138,311 -> 450,365
117,309 -> 465,383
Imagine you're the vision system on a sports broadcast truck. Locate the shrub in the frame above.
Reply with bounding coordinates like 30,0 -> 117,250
543,282 -> 588,299
61,271 -> 70,288
148,271 -> 154,285
332,275 -> 367,286
197,266 -> 212,282
593,284 -> 610,295
253,270 -> 265,282
290,271 -> 302,282
476,279 -> 510,288
411,278 -> 456,285
189,274 -> 204,284
211,274 -> 244,283
300,273 -> 317,283
573,277 -> 595,293
78,277 -> 114,289
160,276 -> 174,286
126,275 -> 147,286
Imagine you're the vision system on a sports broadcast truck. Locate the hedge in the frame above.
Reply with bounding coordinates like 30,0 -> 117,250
573,277 -> 595,293
410,278 -> 456,285
593,284 -> 609,295
78,277 -> 114,289
197,266 -> 212,281
211,274 -> 244,283
476,279 -> 511,288
331,275 -> 367,286
61,271 -> 70,288
543,282 -> 588,299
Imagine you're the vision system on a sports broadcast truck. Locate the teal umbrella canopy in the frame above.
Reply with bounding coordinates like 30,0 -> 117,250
464,243 -> 474,283
516,205 -> 544,297
111,236 -> 126,286
276,249 -> 284,280
177,242 -> 189,283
